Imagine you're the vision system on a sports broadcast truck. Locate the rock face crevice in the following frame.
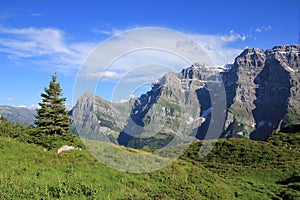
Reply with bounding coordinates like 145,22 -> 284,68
251,56 -> 291,140
195,87 -> 211,140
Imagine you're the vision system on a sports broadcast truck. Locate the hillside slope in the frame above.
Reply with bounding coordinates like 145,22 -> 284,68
0,130 -> 299,199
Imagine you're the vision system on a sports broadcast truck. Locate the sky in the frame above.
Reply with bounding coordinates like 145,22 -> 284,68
0,0 -> 299,108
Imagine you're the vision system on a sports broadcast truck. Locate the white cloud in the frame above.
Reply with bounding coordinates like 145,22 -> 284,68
0,13 -> 15,20
188,31 -> 246,66
91,23 -> 127,36
117,63 -> 177,83
0,25 -> 97,74
255,28 -> 262,33
254,25 -> 272,33
118,99 -> 128,103
31,13 -> 43,17
15,104 -> 39,109
91,28 -> 124,36
80,28 -> 215,76
17,105 -> 27,108
75,28 -> 246,88
7,97 -> 20,102
0,25 -> 247,79
0,26 -> 70,54
221,30 -> 246,42
84,71 -> 120,79
91,28 -> 112,36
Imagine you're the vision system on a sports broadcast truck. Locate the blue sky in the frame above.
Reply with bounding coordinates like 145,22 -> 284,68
0,0 -> 299,108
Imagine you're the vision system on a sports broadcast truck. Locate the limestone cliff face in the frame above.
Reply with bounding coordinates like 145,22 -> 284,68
222,48 -> 267,138
271,45 -> 300,124
223,45 -> 300,140
70,45 -> 300,146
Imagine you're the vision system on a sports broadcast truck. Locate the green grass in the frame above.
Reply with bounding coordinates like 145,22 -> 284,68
283,110 -> 300,126
266,130 -> 300,152
183,138 -> 299,169
0,118 -> 299,199
0,136 -> 235,199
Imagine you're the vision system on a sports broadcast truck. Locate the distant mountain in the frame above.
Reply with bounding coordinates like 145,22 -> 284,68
0,106 -> 36,125
70,93 -> 132,142
70,45 -> 300,148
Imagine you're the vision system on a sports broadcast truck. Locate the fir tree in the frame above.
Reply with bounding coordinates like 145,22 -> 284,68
35,73 -> 70,135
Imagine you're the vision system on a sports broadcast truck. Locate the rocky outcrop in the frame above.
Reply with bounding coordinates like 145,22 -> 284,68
57,145 -> 81,154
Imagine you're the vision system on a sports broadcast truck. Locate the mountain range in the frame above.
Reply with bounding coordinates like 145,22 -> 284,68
70,44 -> 300,148
0,106 -> 36,125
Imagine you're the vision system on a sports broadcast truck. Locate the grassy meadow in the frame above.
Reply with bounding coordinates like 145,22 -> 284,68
0,118 -> 299,199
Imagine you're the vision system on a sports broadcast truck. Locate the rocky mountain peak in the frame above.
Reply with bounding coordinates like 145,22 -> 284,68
180,64 -> 203,80
240,48 -> 264,56
234,48 -> 266,69
266,44 -> 300,72
75,92 -> 95,111
271,44 -> 300,53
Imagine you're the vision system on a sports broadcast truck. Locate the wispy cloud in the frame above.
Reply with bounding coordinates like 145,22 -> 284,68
91,27 -> 124,36
0,25 -> 247,79
84,71 -> 120,79
0,26 -> 71,55
91,28 -> 112,36
16,104 -> 39,109
221,30 -> 246,42
7,97 -> 20,102
188,30 -> 246,66
253,25 -> 272,33
90,22 -> 125,36
0,12 -> 16,20
0,25 -> 97,74
79,28 -> 246,83
31,12 -> 43,17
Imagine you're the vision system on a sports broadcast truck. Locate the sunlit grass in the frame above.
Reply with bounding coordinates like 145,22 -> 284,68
0,125 -> 299,199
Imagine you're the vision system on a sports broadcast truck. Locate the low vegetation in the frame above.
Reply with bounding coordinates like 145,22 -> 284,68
0,116 -> 82,150
0,115 -> 299,199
